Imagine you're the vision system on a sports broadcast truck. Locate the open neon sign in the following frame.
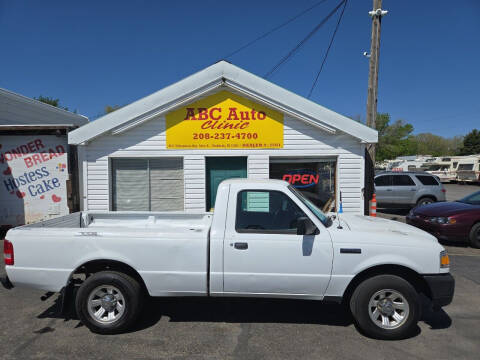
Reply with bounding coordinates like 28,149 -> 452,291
282,169 -> 319,188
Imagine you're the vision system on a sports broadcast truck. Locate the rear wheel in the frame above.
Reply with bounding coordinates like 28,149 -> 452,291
469,223 -> 480,249
350,275 -> 420,340
416,197 -> 435,207
75,271 -> 143,334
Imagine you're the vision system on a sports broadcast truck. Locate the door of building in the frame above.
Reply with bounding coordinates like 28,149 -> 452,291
206,157 -> 247,211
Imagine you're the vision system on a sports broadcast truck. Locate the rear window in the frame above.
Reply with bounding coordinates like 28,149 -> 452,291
393,175 -> 415,186
415,175 -> 439,186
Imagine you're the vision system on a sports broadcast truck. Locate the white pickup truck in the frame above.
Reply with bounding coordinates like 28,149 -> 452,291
2,179 -> 454,339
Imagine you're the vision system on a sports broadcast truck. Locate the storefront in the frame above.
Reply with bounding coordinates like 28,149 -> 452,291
70,61 -> 377,214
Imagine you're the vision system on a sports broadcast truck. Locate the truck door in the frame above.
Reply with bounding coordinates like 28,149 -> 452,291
222,186 -> 333,298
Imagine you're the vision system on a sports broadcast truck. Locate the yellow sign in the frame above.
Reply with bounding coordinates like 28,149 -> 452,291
165,91 -> 283,149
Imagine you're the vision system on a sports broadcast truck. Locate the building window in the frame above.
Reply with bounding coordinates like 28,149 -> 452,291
111,158 -> 184,211
270,158 -> 336,212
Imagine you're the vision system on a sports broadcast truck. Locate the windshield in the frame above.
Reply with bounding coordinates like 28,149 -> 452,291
288,185 -> 331,227
458,191 -> 480,205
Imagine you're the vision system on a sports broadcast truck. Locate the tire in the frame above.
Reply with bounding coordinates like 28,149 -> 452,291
350,275 -> 420,340
416,197 -> 435,207
75,271 -> 143,334
469,223 -> 480,249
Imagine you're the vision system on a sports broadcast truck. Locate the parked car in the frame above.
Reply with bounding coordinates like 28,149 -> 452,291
374,172 -> 446,208
406,190 -> 480,248
2,179 -> 454,340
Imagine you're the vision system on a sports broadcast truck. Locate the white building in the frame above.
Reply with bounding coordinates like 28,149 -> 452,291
69,61 -> 377,214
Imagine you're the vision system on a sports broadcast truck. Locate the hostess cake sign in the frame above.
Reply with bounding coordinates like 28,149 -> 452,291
0,135 -> 69,226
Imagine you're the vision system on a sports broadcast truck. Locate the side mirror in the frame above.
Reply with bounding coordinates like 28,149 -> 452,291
296,217 -> 318,235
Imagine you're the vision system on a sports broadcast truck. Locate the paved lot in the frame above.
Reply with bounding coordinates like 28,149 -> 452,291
0,183 -> 479,360
1,255 -> 479,359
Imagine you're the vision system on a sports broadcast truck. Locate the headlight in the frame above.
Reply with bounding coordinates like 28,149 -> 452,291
440,250 -> 450,269
429,217 -> 456,224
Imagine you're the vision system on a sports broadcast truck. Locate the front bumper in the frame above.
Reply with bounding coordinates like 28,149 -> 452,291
422,273 -> 455,307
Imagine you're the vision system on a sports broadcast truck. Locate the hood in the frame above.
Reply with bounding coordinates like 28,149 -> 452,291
413,201 -> 478,217
335,214 -> 437,244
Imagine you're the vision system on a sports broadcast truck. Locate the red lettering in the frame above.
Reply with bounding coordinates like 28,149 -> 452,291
49,149 -> 58,159
27,141 -> 36,152
197,108 -> 208,120
250,109 -> 256,120
184,108 -> 197,120
301,174 -> 309,184
240,111 -> 250,120
239,122 -> 250,129
24,157 -> 34,168
311,175 -> 319,184
292,174 -> 301,183
282,174 -> 292,183
227,108 -> 239,120
34,139 -> 44,149
32,154 -> 41,165
209,107 -> 221,120
41,152 -> 49,161
257,111 -> 266,120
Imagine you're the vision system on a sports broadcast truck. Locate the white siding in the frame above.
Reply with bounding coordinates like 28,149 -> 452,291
82,113 -> 365,214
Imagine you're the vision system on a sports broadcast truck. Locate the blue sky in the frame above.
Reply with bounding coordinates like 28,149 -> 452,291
1,0 -> 479,137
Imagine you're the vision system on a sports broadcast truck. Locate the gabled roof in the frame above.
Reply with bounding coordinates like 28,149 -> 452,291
0,87 -> 88,127
69,61 -> 377,145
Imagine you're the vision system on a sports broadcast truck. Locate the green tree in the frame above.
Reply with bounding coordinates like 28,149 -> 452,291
375,113 -> 416,161
459,129 -> 480,155
34,95 -> 72,112
105,105 -> 122,114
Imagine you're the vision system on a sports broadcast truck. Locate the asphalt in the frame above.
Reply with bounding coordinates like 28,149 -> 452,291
0,183 -> 479,359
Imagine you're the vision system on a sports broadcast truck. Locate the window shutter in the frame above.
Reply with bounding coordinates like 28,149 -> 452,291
149,158 -> 184,211
112,159 -> 149,211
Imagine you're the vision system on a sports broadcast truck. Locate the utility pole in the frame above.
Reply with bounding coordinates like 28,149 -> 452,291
364,0 -> 387,215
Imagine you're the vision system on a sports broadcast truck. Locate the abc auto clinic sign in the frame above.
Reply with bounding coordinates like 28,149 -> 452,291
166,91 -> 284,149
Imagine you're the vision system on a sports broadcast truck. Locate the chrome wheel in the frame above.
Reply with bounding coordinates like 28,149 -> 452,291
368,289 -> 409,330
87,285 -> 126,324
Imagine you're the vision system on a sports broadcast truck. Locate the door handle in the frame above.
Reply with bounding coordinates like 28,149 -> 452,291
234,242 -> 248,250
386,189 -> 393,191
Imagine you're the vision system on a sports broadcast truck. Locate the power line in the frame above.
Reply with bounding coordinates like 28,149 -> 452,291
264,0 -> 346,79
223,0 -> 331,59
307,0 -> 348,98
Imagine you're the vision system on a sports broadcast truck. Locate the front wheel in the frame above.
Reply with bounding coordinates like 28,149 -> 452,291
75,271 -> 143,334
416,197 -> 435,207
350,275 -> 420,340
469,223 -> 480,248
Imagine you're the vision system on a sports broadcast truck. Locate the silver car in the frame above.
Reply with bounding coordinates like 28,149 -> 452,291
374,172 -> 446,208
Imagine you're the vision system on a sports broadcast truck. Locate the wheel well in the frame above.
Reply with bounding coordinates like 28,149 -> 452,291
70,259 -> 148,294
417,195 -> 436,203
342,265 -> 431,304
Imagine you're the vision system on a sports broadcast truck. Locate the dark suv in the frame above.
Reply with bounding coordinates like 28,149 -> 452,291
374,172 -> 446,208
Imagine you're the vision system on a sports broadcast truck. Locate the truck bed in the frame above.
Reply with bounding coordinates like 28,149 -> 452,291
7,211 -> 213,295
21,211 -> 212,234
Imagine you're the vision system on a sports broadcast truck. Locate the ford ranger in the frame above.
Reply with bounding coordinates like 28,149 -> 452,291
2,179 -> 454,339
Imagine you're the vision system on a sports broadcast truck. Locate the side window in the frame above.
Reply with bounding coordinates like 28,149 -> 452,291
392,175 -> 415,186
415,175 -> 439,186
374,175 -> 392,186
236,190 -> 307,234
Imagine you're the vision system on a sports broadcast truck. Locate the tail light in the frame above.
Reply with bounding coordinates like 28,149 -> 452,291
441,188 -> 446,193
4,239 -> 14,266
